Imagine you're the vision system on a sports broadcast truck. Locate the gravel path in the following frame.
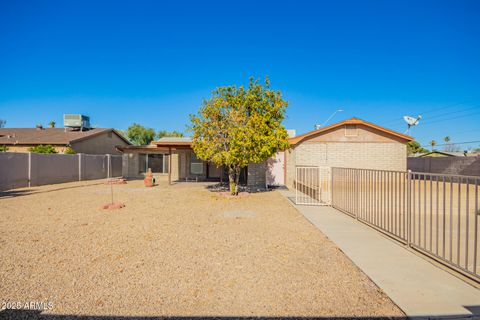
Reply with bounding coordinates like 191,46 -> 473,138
0,180 -> 404,318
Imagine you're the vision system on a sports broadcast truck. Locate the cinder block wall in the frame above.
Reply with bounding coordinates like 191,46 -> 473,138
122,153 -> 140,178
247,161 -> 267,189
286,142 -> 407,187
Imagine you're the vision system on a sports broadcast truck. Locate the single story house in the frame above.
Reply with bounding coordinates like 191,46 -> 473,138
118,118 -> 413,190
118,137 -> 263,188
0,126 -> 131,154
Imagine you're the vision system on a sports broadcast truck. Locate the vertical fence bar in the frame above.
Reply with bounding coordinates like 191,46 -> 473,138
474,179 -> 478,274
465,178 -> 469,270
450,176 -> 453,262
436,176 -> 439,255
407,170 -> 412,246
458,177 -> 461,265
443,176 -> 446,259
28,152 -> 32,188
107,154 -> 111,178
78,153 -> 82,181
295,167 -> 298,205
424,174 -> 427,248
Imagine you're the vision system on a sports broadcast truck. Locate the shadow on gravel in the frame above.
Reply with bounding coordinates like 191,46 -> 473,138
0,309 -> 411,320
205,182 -> 276,193
0,182 -> 105,199
0,189 -> 34,198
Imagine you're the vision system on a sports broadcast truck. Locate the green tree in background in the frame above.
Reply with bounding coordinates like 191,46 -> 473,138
407,141 -> 428,156
49,120 -> 56,128
190,77 -> 289,195
157,130 -> 184,139
126,123 -> 156,145
28,145 -> 58,153
429,140 -> 437,151
443,136 -> 451,152
64,146 -> 76,154
0,145 -> 9,152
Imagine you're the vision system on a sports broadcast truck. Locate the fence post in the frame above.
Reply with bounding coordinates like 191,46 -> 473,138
28,152 -> 32,188
330,167 -> 334,206
295,167 -> 298,205
107,154 -> 111,178
407,170 -> 412,246
355,169 -> 359,220
78,153 -> 82,181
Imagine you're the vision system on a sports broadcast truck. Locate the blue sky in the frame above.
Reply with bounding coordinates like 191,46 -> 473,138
1,0 -> 479,149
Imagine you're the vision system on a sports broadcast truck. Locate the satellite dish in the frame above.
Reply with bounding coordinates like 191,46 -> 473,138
403,115 -> 422,134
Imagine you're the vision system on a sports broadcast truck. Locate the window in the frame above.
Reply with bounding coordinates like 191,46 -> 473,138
344,124 -> 358,137
139,153 -> 169,173
190,153 -> 203,175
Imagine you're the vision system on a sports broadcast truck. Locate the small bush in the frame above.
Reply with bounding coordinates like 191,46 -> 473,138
64,147 -> 76,154
28,144 -> 58,154
0,145 -> 8,152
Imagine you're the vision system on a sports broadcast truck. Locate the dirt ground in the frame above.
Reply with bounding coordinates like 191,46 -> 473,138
0,180 -> 404,318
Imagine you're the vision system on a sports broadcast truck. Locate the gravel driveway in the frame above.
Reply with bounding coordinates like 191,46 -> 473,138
0,180 -> 404,318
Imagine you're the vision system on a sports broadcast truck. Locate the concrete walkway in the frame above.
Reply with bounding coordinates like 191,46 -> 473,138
280,190 -> 480,319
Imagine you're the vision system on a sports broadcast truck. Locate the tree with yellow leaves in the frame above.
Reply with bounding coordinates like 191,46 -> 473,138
190,77 -> 289,195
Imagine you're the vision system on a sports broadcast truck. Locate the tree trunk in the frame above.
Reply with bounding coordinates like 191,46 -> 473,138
228,165 -> 241,196
228,166 -> 237,195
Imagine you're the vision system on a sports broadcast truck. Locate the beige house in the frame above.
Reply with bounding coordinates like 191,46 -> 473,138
119,118 -> 412,189
0,127 -> 130,154
285,117 -> 413,188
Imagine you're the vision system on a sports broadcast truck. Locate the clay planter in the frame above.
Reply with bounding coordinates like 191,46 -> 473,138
144,169 -> 154,187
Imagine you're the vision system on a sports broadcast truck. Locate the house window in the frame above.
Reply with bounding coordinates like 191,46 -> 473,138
139,153 -> 169,173
190,153 -> 203,175
345,124 -> 358,137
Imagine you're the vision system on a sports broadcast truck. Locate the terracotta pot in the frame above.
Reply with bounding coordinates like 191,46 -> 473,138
144,169 -> 154,187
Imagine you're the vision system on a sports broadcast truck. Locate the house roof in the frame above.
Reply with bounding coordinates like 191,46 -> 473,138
153,137 -> 192,146
416,151 -> 469,157
0,128 -> 131,145
288,117 -> 413,145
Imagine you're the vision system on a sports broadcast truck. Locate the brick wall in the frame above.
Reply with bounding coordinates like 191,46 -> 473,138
408,156 -> 480,176
286,142 -> 407,187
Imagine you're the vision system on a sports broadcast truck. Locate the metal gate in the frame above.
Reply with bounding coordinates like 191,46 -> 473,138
295,166 -> 331,205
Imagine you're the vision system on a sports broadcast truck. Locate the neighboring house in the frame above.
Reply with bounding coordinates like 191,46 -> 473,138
415,151 -> 469,157
119,118 -> 413,190
0,126 -> 131,154
284,117 -> 413,188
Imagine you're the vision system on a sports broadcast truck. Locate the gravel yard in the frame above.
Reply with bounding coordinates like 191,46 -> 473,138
0,180 -> 404,318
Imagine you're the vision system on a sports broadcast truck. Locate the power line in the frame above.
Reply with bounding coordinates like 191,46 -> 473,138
420,110 -> 480,126
420,105 -> 479,122
382,101 -> 469,125
421,140 -> 480,148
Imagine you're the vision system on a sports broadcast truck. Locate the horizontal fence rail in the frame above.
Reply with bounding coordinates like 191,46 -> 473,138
332,167 -> 480,282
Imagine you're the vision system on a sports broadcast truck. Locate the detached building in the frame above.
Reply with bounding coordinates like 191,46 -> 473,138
285,118 -> 413,187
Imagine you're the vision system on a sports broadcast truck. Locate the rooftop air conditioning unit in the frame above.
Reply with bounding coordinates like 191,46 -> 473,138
64,114 -> 90,130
